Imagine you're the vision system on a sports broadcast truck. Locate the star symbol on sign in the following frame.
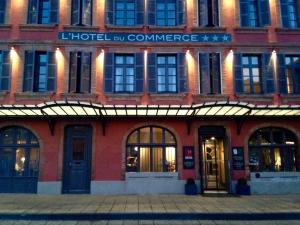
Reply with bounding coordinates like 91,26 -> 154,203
202,35 -> 209,41
212,35 -> 219,41
223,35 -> 229,41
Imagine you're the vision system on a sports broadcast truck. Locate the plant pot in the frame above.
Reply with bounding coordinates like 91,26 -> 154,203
236,184 -> 251,195
185,184 -> 197,195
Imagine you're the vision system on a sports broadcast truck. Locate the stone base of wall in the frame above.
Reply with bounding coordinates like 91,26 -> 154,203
37,182 -> 62,194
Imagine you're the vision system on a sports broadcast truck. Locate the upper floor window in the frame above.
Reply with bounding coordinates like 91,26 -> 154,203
0,51 -> 11,92
23,51 -> 56,92
0,0 -> 6,24
249,127 -> 298,172
106,0 -> 144,26
280,0 -> 300,28
104,52 -> 144,93
148,0 -> 186,26
240,0 -> 270,27
69,52 -> 91,93
71,0 -> 92,26
148,53 -> 187,93
278,55 -> 300,94
198,0 -> 219,27
234,53 -> 275,94
199,53 -> 221,94
28,0 -> 58,24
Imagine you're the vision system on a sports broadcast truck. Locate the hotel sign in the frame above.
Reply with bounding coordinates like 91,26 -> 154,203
58,32 -> 232,43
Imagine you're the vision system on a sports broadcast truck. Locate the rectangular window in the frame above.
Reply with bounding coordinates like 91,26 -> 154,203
104,52 -> 144,93
69,52 -> 91,93
114,54 -> 135,93
115,0 -> 135,26
0,0 -> 6,24
198,0 -> 219,27
199,53 -> 221,94
0,51 -> 11,92
285,55 -> 300,94
157,55 -> 177,93
28,0 -> 58,24
240,0 -> 270,27
280,0 -> 300,28
241,55 -> 262,94
71,0 -> 92,26
23,51 -> 56,92
156,0 -> 176,26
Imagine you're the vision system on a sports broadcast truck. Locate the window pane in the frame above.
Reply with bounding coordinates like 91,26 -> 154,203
0,148 -> 14,176
16,129 -> 27,145
72,138 -> 85,160
157,57 -> 165,64
2,128 -> 14,145
140,147 -> 150,172
153,147 -> 163,172
249,148 -> 259,172
165,131 -> 175,144
128,131 -> 138,144
29,148 -> 39,176
274,147 -> 282,172
126,147 -> 138,172
15,148 -> 26,176
166,147 -> 176,172
140,127 -> 150,143
116,56 -> 123,64
261,148 -> 272,171
153,127 -> 163,144
168,57 -> 176,64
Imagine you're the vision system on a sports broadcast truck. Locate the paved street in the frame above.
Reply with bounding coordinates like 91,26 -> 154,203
0,194 -> 299,224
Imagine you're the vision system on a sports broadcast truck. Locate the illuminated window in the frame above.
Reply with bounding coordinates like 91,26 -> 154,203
240,0 -> 270,27
241,55 -> 262,94
285,56 -> 300,94
126,126 -> 177,172
23,51 -> 56,92
280,0 -> 300,28
0,0 -> 6,24
0,127 -> 40,193
248,127 -> 298,172
28,0 -> 58,24
69,52 -> 91,93
71,0 -> 92,26
0,51 -> 11,91
157,55 -> 177,92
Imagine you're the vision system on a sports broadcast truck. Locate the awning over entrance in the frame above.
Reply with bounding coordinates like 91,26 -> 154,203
0,100 -> 299,118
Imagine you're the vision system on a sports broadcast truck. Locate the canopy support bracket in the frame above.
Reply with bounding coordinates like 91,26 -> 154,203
48,118 -> 56,136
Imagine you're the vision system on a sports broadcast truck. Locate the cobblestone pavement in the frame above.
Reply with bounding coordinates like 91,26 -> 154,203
0,194 -> 299,224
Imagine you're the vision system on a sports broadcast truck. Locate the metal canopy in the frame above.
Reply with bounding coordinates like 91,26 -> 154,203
0,101 -> 300,118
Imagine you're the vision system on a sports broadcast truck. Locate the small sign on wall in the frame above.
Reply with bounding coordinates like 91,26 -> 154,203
183,146 -> 195,169
232,147 -> 245,170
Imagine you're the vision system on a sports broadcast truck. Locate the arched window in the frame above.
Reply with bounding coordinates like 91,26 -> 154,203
126,126 -> 177,172
248,127 -> 298,172
0,126 -> 40,193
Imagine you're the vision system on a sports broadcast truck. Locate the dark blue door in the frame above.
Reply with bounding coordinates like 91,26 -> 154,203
62,125 -> 92,194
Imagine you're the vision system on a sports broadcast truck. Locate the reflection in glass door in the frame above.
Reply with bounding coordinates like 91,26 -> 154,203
201,138 -> 226,191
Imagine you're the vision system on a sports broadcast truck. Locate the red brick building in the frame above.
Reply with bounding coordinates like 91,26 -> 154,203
0,0 -> 299,194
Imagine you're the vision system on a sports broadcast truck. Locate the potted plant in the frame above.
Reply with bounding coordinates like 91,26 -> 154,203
185,178 -> 197,195
236,178 -> 251,195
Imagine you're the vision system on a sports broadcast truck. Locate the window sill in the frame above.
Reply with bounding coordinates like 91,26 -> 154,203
275,27 -> 300,34
0,91 -> 9,99
234,27 -> 269,34
148,25 -> 186,32
192,94 -> 230,103
63,25 -> 100,32
19,24 -> 57,31
14,92 -> 55,100
105,25 -> 144,32
126,172 -> 179,179
280,94 -> 300,103
191,26 -> 227,33
105,93 -> 143,102
0,24 -> 12,30
60,93 -> 98,101
150,93 -> 187,101
235,94 -> 274,103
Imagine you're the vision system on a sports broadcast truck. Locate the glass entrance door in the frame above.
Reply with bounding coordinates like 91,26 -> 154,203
201,138 -> 226,191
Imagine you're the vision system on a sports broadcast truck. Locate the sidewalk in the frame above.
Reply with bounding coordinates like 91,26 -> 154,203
0,194 -> 299,224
